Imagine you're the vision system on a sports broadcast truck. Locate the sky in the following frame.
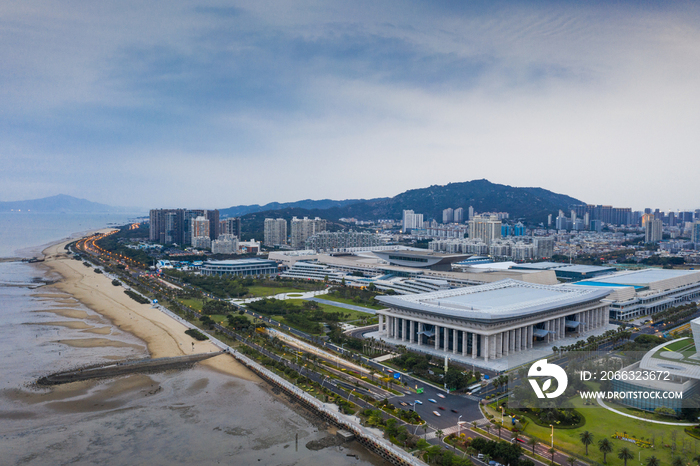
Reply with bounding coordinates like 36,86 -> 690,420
1,1 -> 699,211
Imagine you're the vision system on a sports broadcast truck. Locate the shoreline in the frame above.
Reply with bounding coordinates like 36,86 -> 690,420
38,235 -> 260,383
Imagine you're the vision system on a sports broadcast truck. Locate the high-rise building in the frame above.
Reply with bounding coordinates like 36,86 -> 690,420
469,215 -> 501,244
149,208 -> 218,245
264,218 -> 287,247
191,216 -> 210,243
514,222 -> 526,236
220,217 -> 242,238
643,214 -> 663,243
290,217 -> 326,249
402,210 -> 424,233
442,208 -> 454,224
468,206 -> 474,220
454,207 -> 464,223
205,210 -> 220,240
591,220 -> 603,232
692,221 -> 700,245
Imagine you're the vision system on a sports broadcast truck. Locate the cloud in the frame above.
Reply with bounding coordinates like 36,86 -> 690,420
0,1 -> 699,211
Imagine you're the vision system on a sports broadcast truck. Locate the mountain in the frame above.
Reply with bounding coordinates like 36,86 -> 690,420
220,198 -> 374,218
239,179 -> 585,239
0,194 -> 135,213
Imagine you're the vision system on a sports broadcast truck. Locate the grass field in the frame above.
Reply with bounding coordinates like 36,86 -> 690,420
180,298 -> 204,311
321,294 -> 384,310
516,396 -> 696,466
285,299 -> 374,320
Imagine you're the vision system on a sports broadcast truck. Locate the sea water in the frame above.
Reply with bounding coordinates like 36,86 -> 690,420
0,214 -> 384,465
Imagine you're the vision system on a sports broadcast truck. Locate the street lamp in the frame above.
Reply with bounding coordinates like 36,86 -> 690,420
550,424 -> 554,448
347,389 -> 355,402
457,415 -> 463,445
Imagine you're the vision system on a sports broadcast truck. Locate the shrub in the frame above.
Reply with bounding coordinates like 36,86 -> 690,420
124,290 -> 150,304
112,279 -> 121,286
185,329 -> 208,341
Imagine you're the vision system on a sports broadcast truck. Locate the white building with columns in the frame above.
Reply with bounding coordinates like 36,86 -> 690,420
374,279 -> 611,364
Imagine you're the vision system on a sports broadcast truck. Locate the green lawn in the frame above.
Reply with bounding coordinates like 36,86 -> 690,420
520,396 -> 695,466
321,294 -> 385,310
285,299 -> 375,321
180,298 -> 204,311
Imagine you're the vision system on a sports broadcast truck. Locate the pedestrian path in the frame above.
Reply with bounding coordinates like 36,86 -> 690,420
231,288 -> 329,304
596,397 -> 695,425
425,424 -> 465,439
305,297 -> 377,314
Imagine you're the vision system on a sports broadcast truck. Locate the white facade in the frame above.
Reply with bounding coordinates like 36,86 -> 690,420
375,279 -> 610,362
402,210 -> 424,233
264,218 -> 287,246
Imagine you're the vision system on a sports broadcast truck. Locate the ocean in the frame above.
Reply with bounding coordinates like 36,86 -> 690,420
0,213 -> 384,465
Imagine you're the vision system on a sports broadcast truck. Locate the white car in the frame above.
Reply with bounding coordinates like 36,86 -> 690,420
433,411 -> 441,417
437,393 -> 446,398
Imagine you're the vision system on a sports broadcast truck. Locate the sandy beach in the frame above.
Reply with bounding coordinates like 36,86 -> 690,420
40,235 -> 259,382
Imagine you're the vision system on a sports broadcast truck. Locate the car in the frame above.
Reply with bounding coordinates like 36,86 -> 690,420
477,454 -> 484,460
438,406 -> 445,410
414,400 -> 423,405
400,402 -> 407,406
437,393 -> 445,398
433,411 -> 441,417
428,399 -> 437,403
451,409 -> 458,413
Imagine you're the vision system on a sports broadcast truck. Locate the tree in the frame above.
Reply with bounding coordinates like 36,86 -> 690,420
672,457 -> 684,466
579,431 -> 594,455
527,437 -> 538,454
646,456 -> 660,466
692,455 -> 700,466
436,429 -> 444,442
549,447 -> 556,465
567,457 -> 576,466
422,423 -> 428,440
598,438 -> 613,464
618,447 -> 634,466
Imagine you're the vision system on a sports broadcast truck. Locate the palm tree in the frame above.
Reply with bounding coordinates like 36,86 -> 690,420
692,455 -> 700,466
672,457 -> 684,466
549,447 -> 557,465
422,424 -> 428,440
527,437 -> 538,454
483,454 -> 492,465
567,457 -> 576,466
646,456 -> 660,466
436,429 -> 444,442
598,438 -> 613,464
618,447 -> 634,466
579,431 -> 594,455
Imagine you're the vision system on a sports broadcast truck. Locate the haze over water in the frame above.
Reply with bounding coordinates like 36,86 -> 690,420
0,214 -> 384,465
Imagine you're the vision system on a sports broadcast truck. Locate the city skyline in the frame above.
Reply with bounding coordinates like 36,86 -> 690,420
2,2 -> 700,210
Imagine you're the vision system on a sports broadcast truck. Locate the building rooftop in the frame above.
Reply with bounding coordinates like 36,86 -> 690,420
577,268 -> 700,287
376,279 -> 611,323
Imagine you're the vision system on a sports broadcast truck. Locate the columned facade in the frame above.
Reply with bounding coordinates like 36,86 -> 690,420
375,280 -> 612,363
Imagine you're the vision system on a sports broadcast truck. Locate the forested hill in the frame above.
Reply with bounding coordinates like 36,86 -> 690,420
238,179 -> 584,240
